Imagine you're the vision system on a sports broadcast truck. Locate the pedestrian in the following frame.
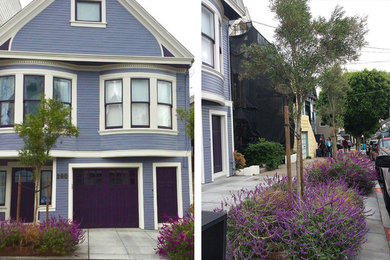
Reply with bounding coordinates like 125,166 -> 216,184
342,139 -> 348,153
320,138 -> 326,157
326,137 -> 333,157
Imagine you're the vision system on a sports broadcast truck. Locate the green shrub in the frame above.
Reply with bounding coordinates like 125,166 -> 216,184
234,150 -> 246,170
245,139 -> 284,170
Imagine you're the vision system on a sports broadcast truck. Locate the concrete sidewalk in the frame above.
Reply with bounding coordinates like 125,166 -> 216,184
0,228 -> 162,260
202,158 -> 390,259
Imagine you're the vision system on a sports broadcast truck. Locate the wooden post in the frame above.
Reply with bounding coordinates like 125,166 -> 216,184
16,174 -> 21,222
46,176 -> 49,222
284,105 -> 292,191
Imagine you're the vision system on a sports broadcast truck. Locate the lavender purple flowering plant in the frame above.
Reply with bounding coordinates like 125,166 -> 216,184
155,214 -> 194,260
306,151 -> 377,195
219,175 -> 369,260
0,217 -> 85,256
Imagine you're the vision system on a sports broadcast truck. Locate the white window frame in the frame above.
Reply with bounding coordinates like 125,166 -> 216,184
152,162 -> 183,230
201,1 -> 223,73
70,0 -> 107,28
99,72 -> 178,135
0,69 -> 77,134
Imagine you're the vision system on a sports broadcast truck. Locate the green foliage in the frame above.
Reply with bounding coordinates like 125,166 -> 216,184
176,106 -> 194,141
344,69 -> 390,138
14,98 -> 79,222
244,139 -> 284,170
241,0 -> 367,189
317,64 -> 349,128
234,150 -> 246,170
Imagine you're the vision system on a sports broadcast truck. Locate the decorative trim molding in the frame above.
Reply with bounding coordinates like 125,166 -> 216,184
0,150 -> 191,158
0,51 -> 193,66
0,59 -> 188,73
202,65 -> 225,81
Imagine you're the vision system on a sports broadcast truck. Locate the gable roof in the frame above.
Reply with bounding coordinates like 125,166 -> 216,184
0,0 -> 193,65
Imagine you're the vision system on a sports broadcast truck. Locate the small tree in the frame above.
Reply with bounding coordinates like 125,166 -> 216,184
15,98 -> 79,223
242,0 -> 367,196
316,64 -> 349,157
176,106 -> 194,142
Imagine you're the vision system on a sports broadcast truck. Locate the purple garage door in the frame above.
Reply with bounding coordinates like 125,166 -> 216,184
156,167 -> 178,223
73,168 -> 138,228
212,115 -> 223,173
10,169 -> 35,222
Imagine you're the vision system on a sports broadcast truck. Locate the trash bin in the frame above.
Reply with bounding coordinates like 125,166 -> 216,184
363,143 -> 366,150
202,211 -> 227,260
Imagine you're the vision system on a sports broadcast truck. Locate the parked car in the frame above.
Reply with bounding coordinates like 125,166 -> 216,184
367,139 -> 378,156
371,138 -> 389,161
374,137 -> 390,213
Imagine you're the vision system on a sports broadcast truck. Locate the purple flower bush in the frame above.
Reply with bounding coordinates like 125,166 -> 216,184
219,176 -> 369,260
155,214 -> 194,260
306,151 -> 377,195
0,217 -> 85,256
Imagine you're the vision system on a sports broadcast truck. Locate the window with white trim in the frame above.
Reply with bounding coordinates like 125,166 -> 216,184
105,79 -> 123,128
76,0 -> 101,22
99,73 -> 178,134
202,5 -> 215,67
54,77 -> 72,109
131,79 -> 150,128
157,80 -> 172,129
71,0 -> 106,28
24,75 -> 44,121
0,76 -> 15,127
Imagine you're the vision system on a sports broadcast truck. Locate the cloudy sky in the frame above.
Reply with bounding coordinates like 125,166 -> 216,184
19,0 -> 390,73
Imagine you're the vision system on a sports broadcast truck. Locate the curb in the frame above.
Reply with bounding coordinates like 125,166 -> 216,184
374,181 -> 390,248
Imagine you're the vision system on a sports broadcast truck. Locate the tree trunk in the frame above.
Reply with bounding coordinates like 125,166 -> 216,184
355,136 -> 361,152
33,167 -> 41,224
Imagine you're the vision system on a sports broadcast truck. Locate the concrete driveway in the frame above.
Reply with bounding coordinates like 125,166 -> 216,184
74,228 -> 162,259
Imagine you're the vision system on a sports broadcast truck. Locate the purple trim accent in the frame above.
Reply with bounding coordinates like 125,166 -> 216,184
162,45 -> 174,57
73,168 -> 139,228
11,168 -> 35,222
212,115 -> 223,173
157,167 -> 178,222
0,39 -> 11,51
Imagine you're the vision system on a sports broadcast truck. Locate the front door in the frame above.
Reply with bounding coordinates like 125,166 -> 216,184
156,167 -> 178,223
10,168 -> 35,222
212,115 -> 223,173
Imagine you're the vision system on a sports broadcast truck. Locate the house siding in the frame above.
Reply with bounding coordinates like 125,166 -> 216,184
201,0 -> 236,183
202,71 -> 224,97
38,156 -> 190,230
12,0 -> 162,56
0,64 -> 190,152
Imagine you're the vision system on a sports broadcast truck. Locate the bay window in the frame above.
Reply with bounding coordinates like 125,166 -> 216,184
0,76 -> 14,127
54,77 -> 71,109
0,171 -> 5,206
157,80 -> 172,129
24,75 -> 44,121
105,79 -> 123,128
202,5 -> 215,67
131,79 -> 150,127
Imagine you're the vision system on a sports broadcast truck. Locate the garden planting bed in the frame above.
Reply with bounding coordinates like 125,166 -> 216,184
0,217 -> 85,256
219,151 -> 377,260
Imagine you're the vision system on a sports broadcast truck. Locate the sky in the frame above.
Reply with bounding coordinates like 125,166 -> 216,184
19,0 -> 390,73
243,0 -> 390,72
